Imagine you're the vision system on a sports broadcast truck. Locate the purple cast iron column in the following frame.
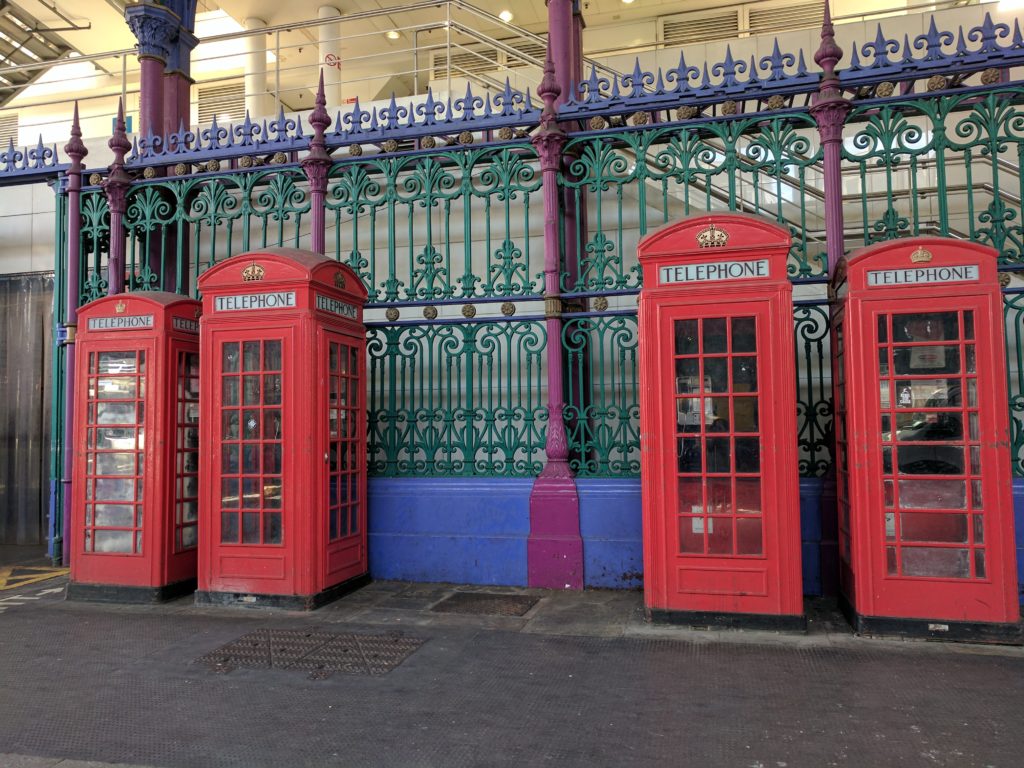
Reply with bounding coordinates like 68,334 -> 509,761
810,0 -> 851,275
60,103 -> 88,565
164,30 -> 197,138
125,3 -> 180,139
809,1 -> 850,596
104,100 -> 132,296
529,57 -> 584,590
302,71 -> 332,256
547,0 -> 573,108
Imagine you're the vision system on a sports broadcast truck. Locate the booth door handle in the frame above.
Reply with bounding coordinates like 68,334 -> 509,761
324,452 -> 329,462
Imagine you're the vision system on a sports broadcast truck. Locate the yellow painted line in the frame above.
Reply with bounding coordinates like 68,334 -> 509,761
0,565 -> 70,591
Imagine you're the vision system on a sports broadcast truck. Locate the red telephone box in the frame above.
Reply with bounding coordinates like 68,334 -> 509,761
638,213 -> 803,627
195,248 -> 369,609
68,292 -> 201,601
831,237 -> 1020,640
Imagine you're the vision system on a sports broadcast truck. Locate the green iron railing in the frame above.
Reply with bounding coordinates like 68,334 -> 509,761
366,319 -> 547,476
327,145 -> 542,303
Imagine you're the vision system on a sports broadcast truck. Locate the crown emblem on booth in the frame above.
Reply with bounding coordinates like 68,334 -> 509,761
242,262 -> 265,282
114,301 -> 126,313
696,223 -> 729,248
334,272 -> 346,289
910,246 -> 933,263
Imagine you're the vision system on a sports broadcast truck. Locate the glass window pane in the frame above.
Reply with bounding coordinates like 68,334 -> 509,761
95,452 -> 135,475
966,345 -> 975,374
878,348 -> 889,376
732,357 -> 757,392
877,315 -> 888,342
902,547 -> 969,578
222,342 -> 239,373
96,377 -> 137,400
731,317 -> 756,353
243,341 -> 261,371
893,346 -> 959,375
973,514 -> 984,544
679,516 -> 705,553
95,478 -> 134,501
221,478 -> 239,508
263,444 -> 282,475
892,312 -> 959,342
678,437 -> 701,472
243,410 -> 260,440
96,402 -> 136,425
733,398 -> 758,433
963,311 -> 974,340
243,444 -> 260,474
242,512 -> 260,544
94,504 -> 134,527
264,479 -> 282,509
975,549 -> 986,578
264,409 -> 282,440
242,375 -> 261,405
242,477 -> 260,508
93,530 -> 132,553
222,377 -> 239,406
222,411 -> 239,440
674,359 -> 699,390
264,374 -> 282,405
900,512 -> 967,543
735,477 -> 761,514
706,477 -> 732,515
705,358 -> 728,392
674,320 -> 698,355
264,340 -> 282,371
736,517 -> 763,555
702,318 -> 727,353
221,511 -> 239,543
264,512 -> 282,544
222,444 -> 239,473
98,351 -> 138,375
898,479 -> 966,509
735,438 -> 759,473
897,445 -> 963,475
707,517 -> 733,555
706,437 -> 731,473
678,478 -> 702,514
894,412 -> 962,442
181,526 -> 198,549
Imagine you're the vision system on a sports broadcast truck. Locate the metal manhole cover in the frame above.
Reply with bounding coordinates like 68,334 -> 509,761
430,592 -> 539,617
196,629 -> 425,679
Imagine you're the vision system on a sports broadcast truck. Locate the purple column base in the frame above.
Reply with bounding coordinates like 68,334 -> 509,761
528,475 -> 583,589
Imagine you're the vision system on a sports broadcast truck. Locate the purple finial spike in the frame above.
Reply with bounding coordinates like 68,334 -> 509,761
655,69 -> 665,93
65,101 -> 88,163
1012,18 -> 1022,48
538,53 -> 561,116
308,70 -> 331,141
814,0 -> 843,81
109,98 -> 131,163
902,34 -> 913,63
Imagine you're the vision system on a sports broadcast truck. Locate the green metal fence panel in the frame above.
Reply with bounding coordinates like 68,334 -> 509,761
326,145 -> 543,303
79,189 -> 109,303
366,319 -> 547,477
559,113 -> 827,292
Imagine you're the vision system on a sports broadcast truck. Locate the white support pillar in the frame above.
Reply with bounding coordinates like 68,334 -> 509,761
318,6 -> 343,108
244,17 -> 272,119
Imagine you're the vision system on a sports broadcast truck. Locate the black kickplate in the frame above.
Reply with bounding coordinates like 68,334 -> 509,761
196,629 -> 425,679
430,592 -> 539,617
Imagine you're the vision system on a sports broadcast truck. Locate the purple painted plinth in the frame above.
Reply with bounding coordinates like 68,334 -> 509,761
528,476 -> 584,589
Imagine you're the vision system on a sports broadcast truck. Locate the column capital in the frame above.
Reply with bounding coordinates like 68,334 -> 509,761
166,28 -> 198,77
125,3 -> 181,63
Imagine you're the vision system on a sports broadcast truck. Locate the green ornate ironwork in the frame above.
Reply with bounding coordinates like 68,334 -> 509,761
793,302 -> 833,477
562,314 -> 640,476
327,145 -> 542,303
79,189 -> 110,303
560,114 -> 826,292
843,86 -> 1024,263
366,319 -> 547,476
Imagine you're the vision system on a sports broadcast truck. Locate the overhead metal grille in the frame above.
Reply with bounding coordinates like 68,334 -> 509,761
197,82 -> 244,125
0,2 -> 72,107
661,0 -> 826,46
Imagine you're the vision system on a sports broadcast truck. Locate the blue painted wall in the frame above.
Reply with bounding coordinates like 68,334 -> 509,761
368,477 -> 531,586
1013,479 -> 1024,605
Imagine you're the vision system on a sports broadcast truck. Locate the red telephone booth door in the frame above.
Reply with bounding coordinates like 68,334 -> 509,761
859,297 -> 1015,620
321,330 -> 367,585
657,300 -> 790,616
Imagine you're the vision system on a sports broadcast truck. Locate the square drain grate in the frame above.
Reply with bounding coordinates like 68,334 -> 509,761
196,629 -> 425,679
430,592 -> 539,617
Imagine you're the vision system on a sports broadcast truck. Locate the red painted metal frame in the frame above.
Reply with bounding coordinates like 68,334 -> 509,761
70,292 -> 201,590
638,213 -> 803,618
197,248 -> 368,601
831,237 -> 1019,624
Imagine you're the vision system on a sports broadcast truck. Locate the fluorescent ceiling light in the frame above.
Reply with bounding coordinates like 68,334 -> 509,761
499,10 -> 513,23
386,30 -> 401,39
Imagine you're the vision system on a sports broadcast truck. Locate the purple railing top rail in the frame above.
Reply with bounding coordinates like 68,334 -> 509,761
2,8 -> 1024,185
